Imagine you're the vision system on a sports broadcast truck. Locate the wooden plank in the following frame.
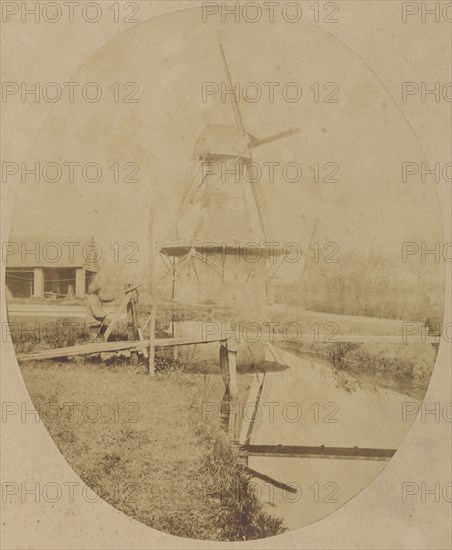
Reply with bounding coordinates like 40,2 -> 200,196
248,332 -> 438,344
243,444 -> 396,460
319,334 -> 439,344
155,335 -> 226,347
16,329 -> 439,363
16,335 -> 228,362
17,340 -> 148,362
145,332 -> 440,346
156,333 -> 438,346
7,304 -> 118,318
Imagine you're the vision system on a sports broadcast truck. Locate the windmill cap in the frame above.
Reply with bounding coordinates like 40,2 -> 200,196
194,125 -> 250,159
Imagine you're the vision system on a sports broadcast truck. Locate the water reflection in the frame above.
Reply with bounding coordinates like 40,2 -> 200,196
220,391 -> 240,439
222,347 -> 418,530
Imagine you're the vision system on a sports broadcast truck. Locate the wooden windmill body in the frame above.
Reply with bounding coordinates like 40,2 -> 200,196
160,45 -> 300,309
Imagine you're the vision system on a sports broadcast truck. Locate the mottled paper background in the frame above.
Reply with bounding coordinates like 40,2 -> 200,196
1,1 -> 451,548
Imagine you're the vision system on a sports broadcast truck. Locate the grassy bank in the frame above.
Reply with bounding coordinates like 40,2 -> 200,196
20,361 -> 284,541
281,340 -> 437,400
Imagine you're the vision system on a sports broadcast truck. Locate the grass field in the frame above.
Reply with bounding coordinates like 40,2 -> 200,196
12,302 -> 439,539
20,360 -> 285,541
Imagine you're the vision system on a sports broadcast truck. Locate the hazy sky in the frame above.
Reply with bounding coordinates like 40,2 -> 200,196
10,7 -> 443,276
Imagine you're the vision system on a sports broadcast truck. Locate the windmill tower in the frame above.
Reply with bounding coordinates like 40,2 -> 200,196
160,44 -> 301,307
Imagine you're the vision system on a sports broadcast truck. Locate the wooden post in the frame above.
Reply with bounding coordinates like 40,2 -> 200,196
219,342 -> 229,388
126,283 -> 138,365
148,307 -> 156,375
219,339 -> 239,439
148,206 -> 156,376
126,284 -> 136,337
75,268 -> 85,298
219,339 -> 238,399
226,339 -> 239,399
171,256 -> 178,361
33,268 -> 44,298
220,390 -> 240,440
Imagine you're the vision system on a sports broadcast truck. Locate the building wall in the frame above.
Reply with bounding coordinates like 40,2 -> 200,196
6,267 -> 92,300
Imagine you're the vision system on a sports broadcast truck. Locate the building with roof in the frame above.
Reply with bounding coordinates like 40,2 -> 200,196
5,234 -> 99,300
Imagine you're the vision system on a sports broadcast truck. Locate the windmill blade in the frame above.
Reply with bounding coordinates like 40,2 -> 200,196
248,150 -> 275,242
249,127 -> 301,149
299,218 -> 318,280
251,181 -> 274,241
219,44 -> 247,138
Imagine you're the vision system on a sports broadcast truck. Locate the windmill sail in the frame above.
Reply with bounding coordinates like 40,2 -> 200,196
218,44 -> 301,243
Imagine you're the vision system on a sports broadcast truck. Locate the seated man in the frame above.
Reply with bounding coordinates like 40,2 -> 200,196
85,281 -> 115,341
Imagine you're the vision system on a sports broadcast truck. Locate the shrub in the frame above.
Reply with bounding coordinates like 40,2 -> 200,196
200,435 -> 285,540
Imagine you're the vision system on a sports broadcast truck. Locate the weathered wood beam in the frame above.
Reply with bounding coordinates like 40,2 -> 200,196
219,343 -> 229,388
242,444 -> 396,461
226,341 -> 239,399
246,467 -> 298,493
16,335 -> 230,362
219,340 -> 239,398
148,205 -> 156,376
16,340 -> 148,362
213,332 -> 440,345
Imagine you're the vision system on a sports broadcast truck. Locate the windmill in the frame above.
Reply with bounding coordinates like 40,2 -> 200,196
160,44 -> 301,306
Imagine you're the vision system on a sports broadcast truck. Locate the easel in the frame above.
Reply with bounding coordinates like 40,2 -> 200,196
125,283 -> 148,363
99,284 -> 148,361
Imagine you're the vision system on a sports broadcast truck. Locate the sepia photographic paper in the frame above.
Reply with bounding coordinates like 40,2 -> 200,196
1,1 -> 451,548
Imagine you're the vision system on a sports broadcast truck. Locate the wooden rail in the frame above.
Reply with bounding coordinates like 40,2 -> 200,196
242,444 -> 396,461
16,335 -> 226,362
